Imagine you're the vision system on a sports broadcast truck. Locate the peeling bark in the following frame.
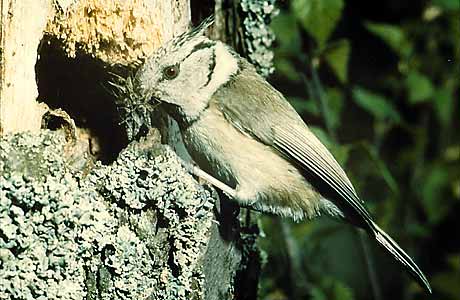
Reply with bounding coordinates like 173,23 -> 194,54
0,0 -> 52,134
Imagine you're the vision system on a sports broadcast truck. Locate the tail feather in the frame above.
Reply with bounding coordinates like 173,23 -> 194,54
372,223 -> 432,293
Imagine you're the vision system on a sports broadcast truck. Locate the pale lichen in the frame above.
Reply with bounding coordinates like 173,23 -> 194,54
0,130 -> 215,300
240,0 -> 278,77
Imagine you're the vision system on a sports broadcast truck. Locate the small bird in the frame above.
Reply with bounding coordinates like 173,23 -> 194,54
131,17 -> 431,293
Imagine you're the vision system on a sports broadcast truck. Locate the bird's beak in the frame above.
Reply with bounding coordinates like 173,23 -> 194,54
149,90 -> 163,105
149,96 -> 160,105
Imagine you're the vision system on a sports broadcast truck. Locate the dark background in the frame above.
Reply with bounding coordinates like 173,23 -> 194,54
259,0 -> 460,299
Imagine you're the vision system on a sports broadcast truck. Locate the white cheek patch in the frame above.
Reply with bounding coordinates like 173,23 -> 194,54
180,42 -> 238,121
158,41 -> 239,122
203,42 -> 238,96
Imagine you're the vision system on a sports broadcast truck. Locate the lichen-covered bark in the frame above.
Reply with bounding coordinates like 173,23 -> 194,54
214,0 -> 277,77
0,129 -> 245,300
240,0 -> 278,77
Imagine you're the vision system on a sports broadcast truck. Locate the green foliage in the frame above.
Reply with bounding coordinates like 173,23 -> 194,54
434,83 -> 455,125
433,0 -> 460,10
291,0 -> 344,48
274,58 -> 302,82
419,163 -> 452,224
406,71 -> 435,103
310,277 -> 355,300
431,254 -> 460,298
324,88 -> 345,130
271,11 -> 302,82
289,96 -> 318,115
360,142 -> 399,193
352,87 -> 401,122
323,39 -> 351,83
364,21 -> 412,58
270,12 -> 302,55
262,1 -> 460,300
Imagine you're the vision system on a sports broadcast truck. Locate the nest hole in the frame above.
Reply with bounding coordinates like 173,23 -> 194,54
36,37 -> 130,163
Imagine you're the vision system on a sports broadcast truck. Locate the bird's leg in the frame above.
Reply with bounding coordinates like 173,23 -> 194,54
184,163 -> 238,199
183,162 -> 259,211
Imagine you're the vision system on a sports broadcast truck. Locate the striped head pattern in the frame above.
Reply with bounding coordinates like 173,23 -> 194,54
134,16 -> 239,125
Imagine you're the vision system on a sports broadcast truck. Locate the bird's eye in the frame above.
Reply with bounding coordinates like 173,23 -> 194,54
163,65 -> 179,80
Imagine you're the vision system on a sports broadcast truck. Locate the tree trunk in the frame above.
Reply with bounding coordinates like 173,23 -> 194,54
0,1 -> 264,299
0,0 -> 51,134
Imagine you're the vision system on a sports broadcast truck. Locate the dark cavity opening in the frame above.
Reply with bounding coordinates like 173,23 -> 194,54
36,37 -> 129,163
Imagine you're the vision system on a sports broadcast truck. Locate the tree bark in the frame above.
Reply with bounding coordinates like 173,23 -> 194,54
0,0 -> 51,134
0,1 -> 263,299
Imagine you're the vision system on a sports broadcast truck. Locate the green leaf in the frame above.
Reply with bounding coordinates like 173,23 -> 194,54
323,39 -> 351,83
274,58 -> 302,82
325,88 -> 344,131
311,277 -> 354,300
333,145 -> 351,166
433,0 -> 460,11
352,87 -> 402,122
364,21 -> 412,57
291,0 -> 344,48
271,12 -> 302,55
330,281 -> 354,300
363,143 -> 399,193
406,71 -> 435,103
420,165 -> 451,224
434,85 -> 455,125
432,271 -> 460,299
310,287 -> 328,300
288,97 -> 319,115
431,255 -> 460,299
447,255 -> 460,271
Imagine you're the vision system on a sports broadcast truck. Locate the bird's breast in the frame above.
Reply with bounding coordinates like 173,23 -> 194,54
181,105 -> 322,220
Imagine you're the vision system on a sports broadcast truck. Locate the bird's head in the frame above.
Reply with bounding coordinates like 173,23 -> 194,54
134,17 -> 239,126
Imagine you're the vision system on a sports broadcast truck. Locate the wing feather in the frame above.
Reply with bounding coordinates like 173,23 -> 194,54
273,124 -> 372,224
214,61 -> 371,225
212,61 -> 431,292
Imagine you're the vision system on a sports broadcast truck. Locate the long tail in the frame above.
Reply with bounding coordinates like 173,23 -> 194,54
370,223 -> 432,293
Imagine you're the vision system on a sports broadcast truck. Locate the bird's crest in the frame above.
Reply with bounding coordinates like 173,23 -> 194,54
153,15 -> 215,59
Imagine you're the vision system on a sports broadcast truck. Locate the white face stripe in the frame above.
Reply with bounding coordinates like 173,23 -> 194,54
201,42 -> 238,97
179,42 -> 238,123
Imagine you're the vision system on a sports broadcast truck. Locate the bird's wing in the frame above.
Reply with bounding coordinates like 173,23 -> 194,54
214,63 -> 372,226
214,63 -> 432,293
